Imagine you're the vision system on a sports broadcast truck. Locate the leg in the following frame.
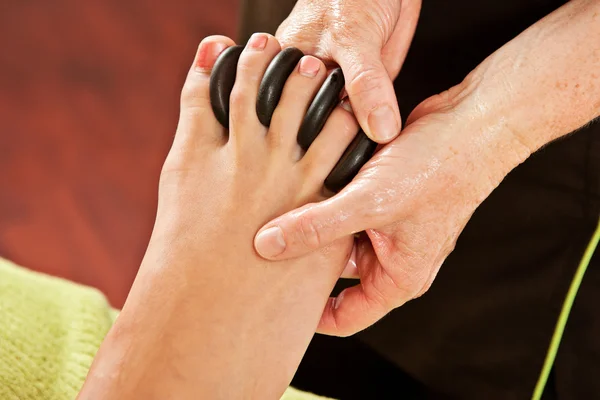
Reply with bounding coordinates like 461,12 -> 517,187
79,34 -> 363,399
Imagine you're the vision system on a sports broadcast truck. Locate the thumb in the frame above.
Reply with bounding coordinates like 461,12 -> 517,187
336,49 -> 401,143
254,188 -> 377,260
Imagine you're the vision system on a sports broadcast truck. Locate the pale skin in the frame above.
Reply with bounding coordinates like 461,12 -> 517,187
254,0 -> 600,336
78,34 -> 357,399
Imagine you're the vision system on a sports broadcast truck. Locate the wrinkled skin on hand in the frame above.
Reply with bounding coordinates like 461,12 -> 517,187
255,80 -> 532,336
276,0 -> 421,142
255,0 -> 600,338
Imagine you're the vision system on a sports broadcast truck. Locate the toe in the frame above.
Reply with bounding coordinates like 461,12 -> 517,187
228,33 -> 281,137
178,35 -> 236,137
168,36 -> 235,170
268,56 -> 327,157
299,99 -> 360,192
181,35 -> 236,112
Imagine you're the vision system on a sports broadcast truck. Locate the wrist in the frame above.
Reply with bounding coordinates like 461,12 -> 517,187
451,68 -> 533,175
452,0 -> 600,159
416,72 -> 532,191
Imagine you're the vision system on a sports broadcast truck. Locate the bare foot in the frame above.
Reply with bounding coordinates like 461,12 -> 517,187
79,34 -> 357,400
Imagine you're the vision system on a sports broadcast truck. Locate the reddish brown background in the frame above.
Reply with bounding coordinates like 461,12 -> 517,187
0,0 -> 238,307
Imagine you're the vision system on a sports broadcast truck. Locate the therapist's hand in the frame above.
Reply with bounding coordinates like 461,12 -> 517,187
275,0 -> 421,143
254,83 -> 531,335
254,0 -> 600,336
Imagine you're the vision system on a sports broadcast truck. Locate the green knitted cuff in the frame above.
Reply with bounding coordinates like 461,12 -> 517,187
0,258 -> 114,400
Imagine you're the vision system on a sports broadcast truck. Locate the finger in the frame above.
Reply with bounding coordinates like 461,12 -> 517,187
319,233 -> 413,336
334,49 -> 401,143
340,244 -> 359,279
317,284 -> 389,337
254,184 -> 386,260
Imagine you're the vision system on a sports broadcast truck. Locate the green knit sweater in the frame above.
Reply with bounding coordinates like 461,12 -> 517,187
0,258 -> 331,400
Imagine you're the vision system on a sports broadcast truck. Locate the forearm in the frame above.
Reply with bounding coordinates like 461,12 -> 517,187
456,0 -> 600,158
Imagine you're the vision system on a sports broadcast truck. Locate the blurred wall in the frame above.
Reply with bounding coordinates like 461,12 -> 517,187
0,0 -> 238,306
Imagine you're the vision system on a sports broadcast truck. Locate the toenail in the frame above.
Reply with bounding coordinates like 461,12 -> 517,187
195,41 -> 228,72
298,56 -> 321,78
247,33 -> 268,51
255,226 -> 286,258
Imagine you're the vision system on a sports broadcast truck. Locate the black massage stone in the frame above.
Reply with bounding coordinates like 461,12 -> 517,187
297,68 -> 346,151
256,47 -> 305,127
209,45 -> 244,128
325,133 -> 378,193
208,45 -> 378,192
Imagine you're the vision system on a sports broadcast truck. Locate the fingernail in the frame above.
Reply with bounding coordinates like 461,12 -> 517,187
368,104 -> 399,142
333,290 -> 345,310
195,41 -> 227,72
344,257 -> 357,275
298,56 -> 321,78
341,245 -> 357,277
347,257 -> 356,269
255,226 -> 286,258
340,98 -> 353,113
247,33 -> 268,50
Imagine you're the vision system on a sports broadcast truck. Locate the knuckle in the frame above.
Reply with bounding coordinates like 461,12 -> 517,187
296,212 -> 323,250
364,270 -> 398,311
236,53 -> 271,85
327,13 -> 362,46
328,26 -> 352,47
363,201 -> 387,222
393,260 -> 435,301
413,242 -> 456,298
373,252 -> 429,306
358,190 -> 390,223
229,85 -> 252,114
366,283 -> 392,311
274,20 -> 288,38
407,272 -> 432,299
413,278 -> 434,299
347,65 -> 386,101
236,57 -> 257,79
